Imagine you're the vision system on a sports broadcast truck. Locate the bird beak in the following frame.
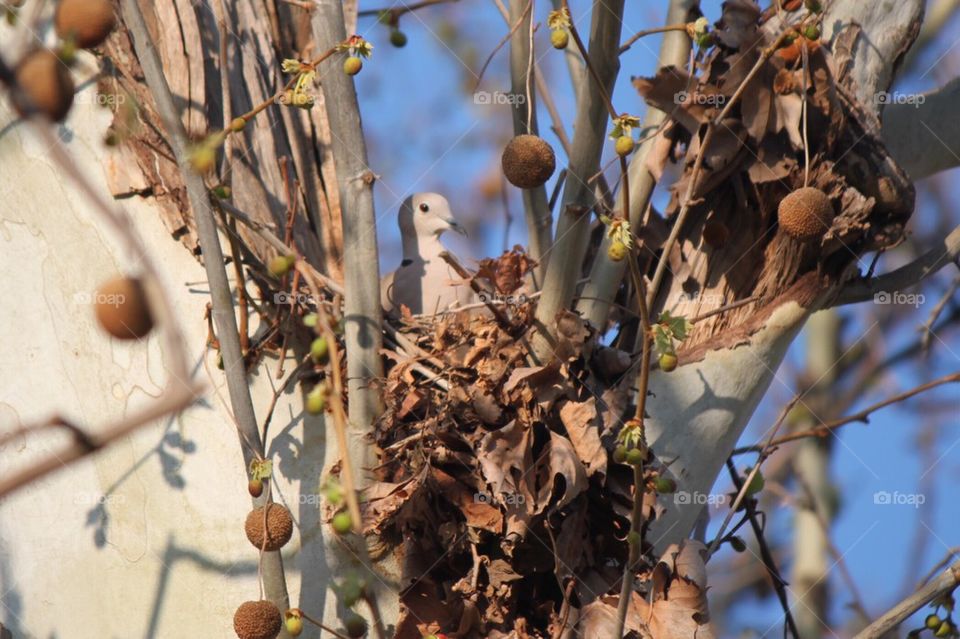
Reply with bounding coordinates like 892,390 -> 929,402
446,219 -> 468,237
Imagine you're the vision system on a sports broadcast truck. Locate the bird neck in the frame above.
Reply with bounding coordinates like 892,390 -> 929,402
402,233 -> 445,263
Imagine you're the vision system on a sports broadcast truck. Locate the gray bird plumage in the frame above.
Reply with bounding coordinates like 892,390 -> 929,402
381,193 -> 474,317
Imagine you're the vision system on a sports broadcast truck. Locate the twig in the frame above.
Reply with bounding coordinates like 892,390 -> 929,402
619,23 -> 690,54
920,276 -> 960,352
473,0 -> 532,94
707,395 -> 799,556
853,561 -> 960,639
731,372 -> 960,453
357,0 -> 456,18
832,224 -> 960,306
724,460 -> 801,639
439,251 -> 514,329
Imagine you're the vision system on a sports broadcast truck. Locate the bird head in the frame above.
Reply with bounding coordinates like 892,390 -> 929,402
398,192 -> 467,240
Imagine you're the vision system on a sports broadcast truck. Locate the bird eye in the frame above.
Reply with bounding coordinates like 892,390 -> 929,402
419,203 -> 429,213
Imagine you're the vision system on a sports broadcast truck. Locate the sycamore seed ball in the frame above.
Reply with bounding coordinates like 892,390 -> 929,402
55,0 -> 116,49
777,186 -> 833,241
234,600 -> 282,639
607,240 -> 628,262
244,503 -> 294,551
501,134 -> 556,189
14,49 -> 75,122
94,276 -> 154,340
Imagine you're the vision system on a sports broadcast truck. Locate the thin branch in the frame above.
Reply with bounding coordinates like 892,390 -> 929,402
853,561 -> 960,639
832,224 -> 960,306
357,0 -> 457,18
530,0 -> 625,361
619,23 -> 690,54
731,372 -> 960,454
118,0 -> 291,614
724,459 -> 801,639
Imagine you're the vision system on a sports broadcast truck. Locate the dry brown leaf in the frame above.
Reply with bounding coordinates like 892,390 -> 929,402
559,399 -> 608,477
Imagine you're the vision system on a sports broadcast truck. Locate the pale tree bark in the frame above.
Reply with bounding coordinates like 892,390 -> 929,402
791,310 -> 840,639
576,0 -> 697,331
531,0 -> 625,361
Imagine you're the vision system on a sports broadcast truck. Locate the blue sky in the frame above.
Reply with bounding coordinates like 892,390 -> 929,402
352,1 -> 960,634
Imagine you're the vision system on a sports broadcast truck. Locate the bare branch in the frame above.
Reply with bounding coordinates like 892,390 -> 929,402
854,561 -> 960,639
118,0 -> 292,614
312,0 -> 386,489
506,0 -> 552,282
832,225 -> 960,306
531,0 -> 625,361
577,0 -> 695,330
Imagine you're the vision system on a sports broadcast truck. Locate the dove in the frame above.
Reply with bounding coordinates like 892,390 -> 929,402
381,193 -> 474,317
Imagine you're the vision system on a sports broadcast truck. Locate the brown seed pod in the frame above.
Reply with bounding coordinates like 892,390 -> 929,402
702,219 -> 730,248
777,186 -> 834,241
94,276 -> 154,340
245,503 -> 293,551
233,600 -> 282,639
501,134 -> 556,189
54,0 -> 117,49
13,49 -> 75,122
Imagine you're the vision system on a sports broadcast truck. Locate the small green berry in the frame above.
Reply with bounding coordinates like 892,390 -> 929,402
804,0 -> 822,12
189,145 -> 216,173
285,610 -> 304,637
390,29 -> 407,47
729,536 -> 747,552
607,240 -> 629,262
230,117 -> 246,132
626,448 -> 644,466
653,477 -> 676,494
612,445 -> 628,464
615,135 -> 635,157
268,254 -> 295,278
802,24 -> 821,40
332,511 -> 353,535
626,530 -> 641,546
343,56 -> 363,76
744,468 -> 765,496
928,615 -> 944,630
248,478 -> 264,498
935,621 -> 953,638
306,384 -> 328,415
344,614 -> 367,638
341,579 -> 364,607
551,30 -> 569,49
213,185 -> 231,199
659,352 -> 678,372
311,336 -> 330,363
